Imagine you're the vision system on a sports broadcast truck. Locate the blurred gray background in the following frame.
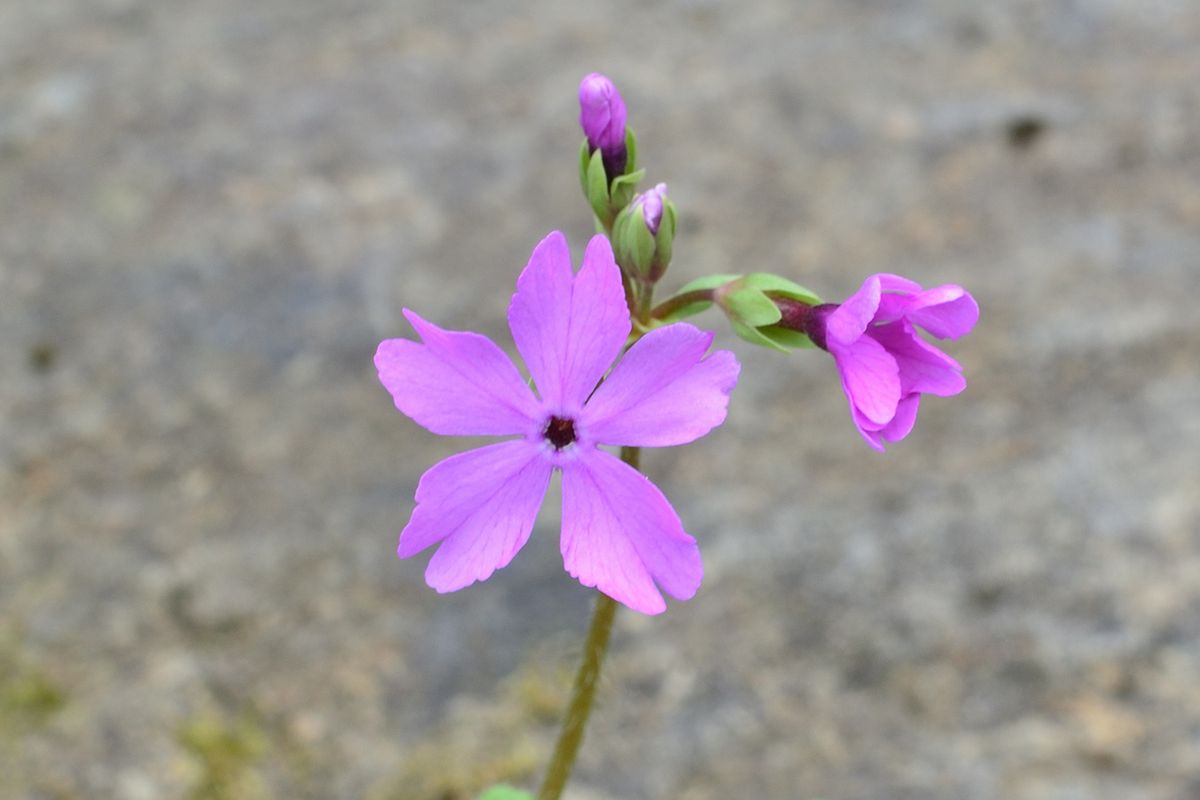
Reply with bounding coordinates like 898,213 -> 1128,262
3,1 -> 1199,798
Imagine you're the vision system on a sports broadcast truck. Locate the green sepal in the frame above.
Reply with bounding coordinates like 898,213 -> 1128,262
585,149 -> 611,227
731,319 -> 790,352
609,168 -> 646,211
624,127 -> 639,174
653,198 -> 677,274
760,326 -> 815,349
742,272 -> 821,305
676,273 -> 741,294
721,273 -> 821,352
723,279 -> 783,328
578,139 -> 592,196
611,201 -> 656,278
479,787 -> 534,800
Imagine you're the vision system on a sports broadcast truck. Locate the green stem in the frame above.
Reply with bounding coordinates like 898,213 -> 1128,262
536,589 -> 619,800
648,287 -> 715,321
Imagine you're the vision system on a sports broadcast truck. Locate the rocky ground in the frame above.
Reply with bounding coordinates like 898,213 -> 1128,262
2,1 -> 1199,798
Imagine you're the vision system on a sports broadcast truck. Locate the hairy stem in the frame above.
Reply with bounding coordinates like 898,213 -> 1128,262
536,587 -> 620,800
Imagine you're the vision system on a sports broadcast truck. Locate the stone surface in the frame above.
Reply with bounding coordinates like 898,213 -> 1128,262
2,1 -> 1199,798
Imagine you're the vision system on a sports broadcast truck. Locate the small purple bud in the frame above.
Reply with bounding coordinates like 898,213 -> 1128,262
637,183 -> 668,235
579,73 -> 627,158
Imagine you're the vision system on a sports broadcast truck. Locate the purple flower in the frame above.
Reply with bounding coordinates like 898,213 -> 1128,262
804,273 -> 979,451
579,73 -> 627,174
375,232 -> 740,614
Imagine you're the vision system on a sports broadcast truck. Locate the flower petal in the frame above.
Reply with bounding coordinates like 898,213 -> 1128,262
560,449 -> 703,615
905,285 -> 979,339
850,393 -> 920,451
375,310 -> 541,436
398,441 -> 553,592
583,323 -> 740,447
881,393 -> 921,442
825,275 -> 881,346
877,273 -> 923,294
869,321 -> 966,397
849,404 -> 887,452
831,335 -> 901,426
507,232 -> 631,411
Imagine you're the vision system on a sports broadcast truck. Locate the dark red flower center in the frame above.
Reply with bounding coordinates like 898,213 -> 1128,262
544,416 -> 577,450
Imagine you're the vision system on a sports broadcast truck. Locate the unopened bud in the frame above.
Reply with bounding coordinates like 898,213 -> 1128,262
638,182 -> 667,235
579,73 -> 627,164
612,183 -> 676,283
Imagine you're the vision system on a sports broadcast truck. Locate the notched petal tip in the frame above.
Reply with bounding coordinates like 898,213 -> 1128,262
560,451 -> 703,616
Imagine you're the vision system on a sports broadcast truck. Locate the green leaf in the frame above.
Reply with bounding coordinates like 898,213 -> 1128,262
479,787 -> 534,800
743,273 -> 821,305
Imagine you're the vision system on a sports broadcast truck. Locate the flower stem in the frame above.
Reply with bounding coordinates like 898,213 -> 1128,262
536,588 -> 619,800
648,287 -> 715,321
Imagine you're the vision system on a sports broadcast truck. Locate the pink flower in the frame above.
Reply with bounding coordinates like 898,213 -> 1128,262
375,232 -> 740,615
803,273 -> 979,451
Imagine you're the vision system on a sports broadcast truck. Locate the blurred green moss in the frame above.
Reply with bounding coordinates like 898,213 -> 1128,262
179,714 -> 270,800
0,636 -> 67,733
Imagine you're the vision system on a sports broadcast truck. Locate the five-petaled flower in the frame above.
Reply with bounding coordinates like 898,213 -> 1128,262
802,274 -> 979,451
375,232 -> 740,615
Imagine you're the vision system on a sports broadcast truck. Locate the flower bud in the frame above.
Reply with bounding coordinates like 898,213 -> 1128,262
612,183 -> 676,283
579,73 -> 627,162
639,182 -> 667,235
